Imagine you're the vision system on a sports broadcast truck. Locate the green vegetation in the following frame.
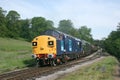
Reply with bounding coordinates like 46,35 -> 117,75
56,56 -> 118,80
101,23 -> 120,61
94,23 -> 120,61
0,7 -> 93,43
58,20 -> 93,43
0,7 -> 55,41
104,33 -> 120,61
0,38 -> 31,51
0,38 -> 34,74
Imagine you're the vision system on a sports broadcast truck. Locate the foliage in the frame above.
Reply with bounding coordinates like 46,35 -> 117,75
6,10 -> 20,23
58,19 -> 73,34
117,22 -> 120,31
57,20 -> 93,43
0,7 -> 93,43
78,26 -> 93,43
6,10 -> 21,38
0,7 -> 55,41
0,7 -> 8,37
19,19 -> 32,41
31,17 -> 54,40
0,37 -> 34,73
103,23 -> 120,61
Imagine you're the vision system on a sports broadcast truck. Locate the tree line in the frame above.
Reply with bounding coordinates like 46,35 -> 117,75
95,23 -> 120,61
103,23 -> 120,61
0,7 -> 55,41
0,7 -> 93,43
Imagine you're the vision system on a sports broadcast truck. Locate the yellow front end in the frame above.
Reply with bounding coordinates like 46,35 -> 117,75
32,35 -> 57,59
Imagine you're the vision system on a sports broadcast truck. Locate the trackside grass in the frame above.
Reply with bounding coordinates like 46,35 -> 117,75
0,38 -> 35,74
56,56 -> 118,80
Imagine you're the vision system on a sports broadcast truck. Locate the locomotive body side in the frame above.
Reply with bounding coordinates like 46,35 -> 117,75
56,35 -> 83,63
32,30 -> 95,66
45,30 -> 83,61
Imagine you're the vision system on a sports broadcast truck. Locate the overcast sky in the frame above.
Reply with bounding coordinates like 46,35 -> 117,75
0,0 -> 120,40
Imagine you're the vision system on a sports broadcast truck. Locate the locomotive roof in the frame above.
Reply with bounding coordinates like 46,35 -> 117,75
56,30 -> 81,41
45,30 -> 81,41
81,40 -> 91,45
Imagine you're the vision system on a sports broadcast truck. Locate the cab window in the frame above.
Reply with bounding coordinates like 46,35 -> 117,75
48,41 -> 54,46
32,42 -> 37,46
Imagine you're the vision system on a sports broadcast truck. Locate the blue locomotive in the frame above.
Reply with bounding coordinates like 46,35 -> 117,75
32,30 -> 94,66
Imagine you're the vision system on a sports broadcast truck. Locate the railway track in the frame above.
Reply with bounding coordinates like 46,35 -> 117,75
0,51 -> 101,80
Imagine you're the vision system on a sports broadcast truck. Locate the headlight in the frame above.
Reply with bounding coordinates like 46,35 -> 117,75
32,42 -> 37,46
32,54 -> 37,58
47,54 -> 54,58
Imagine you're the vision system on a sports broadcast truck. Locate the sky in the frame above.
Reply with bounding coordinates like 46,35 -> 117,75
0,0 -> 120,40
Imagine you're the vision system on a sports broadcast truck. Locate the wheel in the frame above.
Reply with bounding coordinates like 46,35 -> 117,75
36,59 -> 44,67
52,60 -> 56,66
50,59 -> 57,66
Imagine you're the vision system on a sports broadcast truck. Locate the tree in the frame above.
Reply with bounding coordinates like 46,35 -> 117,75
6,10 -> 20,23
31,17 -> 54,40
46,20 -> 54,29
57,20 -> 93,43
69,28 -> 79,38
20,19 -> 31,41
32,17 -> 46,36
6,10 -> 21,38
0,7 -> 56,41
0,7 -> 8,37
78,26 -> 93,43
103,23 -> 120,61
57,19 -> 74,34
117,22 -> 120,31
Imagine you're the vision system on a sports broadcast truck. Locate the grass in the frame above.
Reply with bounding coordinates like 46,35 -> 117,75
0,38 -> 31,51
0,37 -> 35,74
56,56 -> 118,80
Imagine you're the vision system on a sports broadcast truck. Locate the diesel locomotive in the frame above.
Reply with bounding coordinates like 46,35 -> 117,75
32,30 -> 95,66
